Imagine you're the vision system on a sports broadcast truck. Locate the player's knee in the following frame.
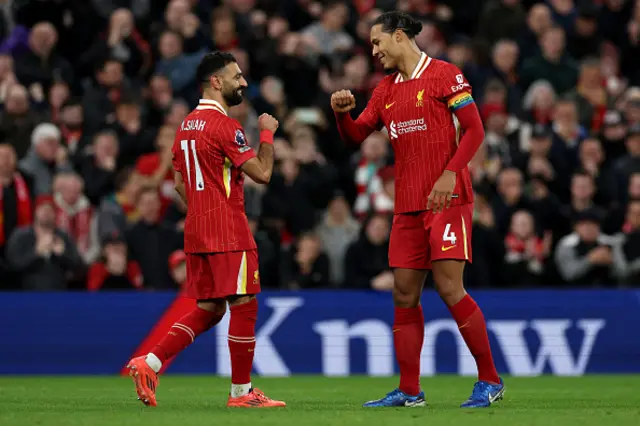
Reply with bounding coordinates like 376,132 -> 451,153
392,286 -> 420,308
432,272 -> 465,306
227,294 -> 256,308
197,299 -> 227,316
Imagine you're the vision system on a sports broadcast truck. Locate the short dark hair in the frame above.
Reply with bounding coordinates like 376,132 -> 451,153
196,51 -> 237,86
95,56 -> 122,74
61,97 -> 82,110
115,167 -> 135,192
372,11 -> 423,39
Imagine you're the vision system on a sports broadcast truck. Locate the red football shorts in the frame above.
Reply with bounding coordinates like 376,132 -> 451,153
389,203 -> 473,270
184,250 -> 261,299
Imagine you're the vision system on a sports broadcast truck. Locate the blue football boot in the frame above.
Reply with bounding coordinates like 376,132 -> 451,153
363,388 -> 427,407
460,378 -> 505,408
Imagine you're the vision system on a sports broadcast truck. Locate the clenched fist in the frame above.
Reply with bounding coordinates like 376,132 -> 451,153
258,113 -> 279,132
331,90 -> 356,113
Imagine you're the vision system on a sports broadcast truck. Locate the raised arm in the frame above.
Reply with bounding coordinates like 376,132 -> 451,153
220,114 -> 279,185
332,85 -> 384,144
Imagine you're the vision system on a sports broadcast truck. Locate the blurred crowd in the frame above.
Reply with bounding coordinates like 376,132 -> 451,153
0,0 -> 639,291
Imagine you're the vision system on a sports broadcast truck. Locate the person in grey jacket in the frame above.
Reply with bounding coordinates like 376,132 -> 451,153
6,194 -> 83,290
554,208 -> 621,286
18,122 -> 73,196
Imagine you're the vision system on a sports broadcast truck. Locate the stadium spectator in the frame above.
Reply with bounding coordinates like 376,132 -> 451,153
97,167 -> 142,239
81,130 -> 120,205
316,193 -> 360,286
125,187 -> 182,289
520,79 -> 557,126
301,0 -> 353,66
554,208 -> 620,286
613,199 -> 640,285
566,5 -> 600,60
19,123 -> 73,196
600,109 -> 628,164
79,8 -> 151,81
504,209 -> 548,285
155,29 -> 205,102
6,195 -> 83,290
569,58 -> 611,132
353,132 -> 390,218
478,0 -> 527,45
87,231 -> 143,291
14,22 -> 73,93
612,124 -> 640,204
492,167 -> 533,236
518,2 -> 553,61
467,195 -> 505,288
82,58 -> 128,131
283,232 -> 330,289
489,40 -> 521,114
46,81 -> 70,126
576,138 -> 614,206
344,214 -> 392,290
0,143 -> 33,287
560,171 -> 597,236
144,74 -> 174,129
0,84 -> 42,158
57,98 -> 91,163
151,0 -> 209,55
135,125 -> 175,214
521,25 -> 579,94
52,172 -> 99,264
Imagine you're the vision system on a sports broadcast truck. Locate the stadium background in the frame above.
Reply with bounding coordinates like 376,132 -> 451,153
0,0 -> 639,383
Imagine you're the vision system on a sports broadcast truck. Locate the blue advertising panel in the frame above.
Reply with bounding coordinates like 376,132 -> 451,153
0,290 -> 638,376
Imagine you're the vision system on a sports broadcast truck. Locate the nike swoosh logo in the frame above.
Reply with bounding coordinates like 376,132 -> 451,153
385,102 -> 395,109
441,245 -> 456,252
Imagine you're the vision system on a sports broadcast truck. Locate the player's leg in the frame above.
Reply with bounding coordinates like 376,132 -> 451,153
430,204 -> 504,408
363,213 -> 428,408
127,254 -> 226,406
215,250 -> 285,408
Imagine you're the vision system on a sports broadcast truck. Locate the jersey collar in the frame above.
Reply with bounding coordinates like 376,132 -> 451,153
196,99 -> 227,115
394,52 -> 431,84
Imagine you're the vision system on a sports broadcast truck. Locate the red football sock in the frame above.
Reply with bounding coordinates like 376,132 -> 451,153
151,307 -> 224,363
228,298 -> 258,385
448,294 -> 500,384
394,306 -> 424,396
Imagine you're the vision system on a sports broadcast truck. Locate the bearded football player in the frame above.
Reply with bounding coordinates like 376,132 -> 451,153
126,52 -> 285,408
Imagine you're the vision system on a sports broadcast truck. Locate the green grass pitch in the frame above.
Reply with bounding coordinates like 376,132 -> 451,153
1,376 -> 639,426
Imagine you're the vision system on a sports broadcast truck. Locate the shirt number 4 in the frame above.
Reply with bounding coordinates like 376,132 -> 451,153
181,139 -> 205,191
443,223 -> 457,245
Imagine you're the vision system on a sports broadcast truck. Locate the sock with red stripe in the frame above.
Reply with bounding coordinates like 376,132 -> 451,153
147,307 -> 224,372
228,298 -> 258,398
394,306 -> 424,396
448,294 -> 500,384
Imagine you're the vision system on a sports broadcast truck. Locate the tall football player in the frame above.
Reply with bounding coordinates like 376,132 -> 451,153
332,12 -> 504,408
126,52 -> 285,408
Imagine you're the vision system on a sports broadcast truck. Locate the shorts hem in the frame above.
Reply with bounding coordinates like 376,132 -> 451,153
389,262 -> 431,270
183,290 -> 261,300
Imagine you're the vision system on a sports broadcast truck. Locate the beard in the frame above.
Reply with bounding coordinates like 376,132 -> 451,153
223,86 -> 244,107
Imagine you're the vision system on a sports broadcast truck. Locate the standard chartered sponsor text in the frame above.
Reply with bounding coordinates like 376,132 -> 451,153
396,118 -> 427,134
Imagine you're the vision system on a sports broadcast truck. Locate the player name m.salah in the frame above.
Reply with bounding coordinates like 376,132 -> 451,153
181,119 -> 207,132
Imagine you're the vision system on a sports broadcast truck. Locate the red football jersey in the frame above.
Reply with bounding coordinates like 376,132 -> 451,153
358,53 -> 475,213
171,99 -> 257,253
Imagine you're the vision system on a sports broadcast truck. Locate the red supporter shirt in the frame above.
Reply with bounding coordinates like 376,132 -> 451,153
356,53 -> 475,213
171,99 -> 257,253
